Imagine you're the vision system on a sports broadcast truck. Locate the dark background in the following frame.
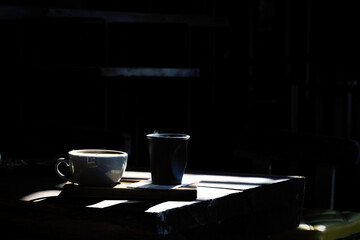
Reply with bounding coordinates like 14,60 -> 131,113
1,1 -> 360,174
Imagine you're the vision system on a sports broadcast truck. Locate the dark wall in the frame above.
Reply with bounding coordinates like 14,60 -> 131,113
1,1 -> 360,172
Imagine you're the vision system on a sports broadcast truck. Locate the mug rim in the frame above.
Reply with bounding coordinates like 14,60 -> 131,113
146,133 -> 190,140
69,149 -> 128,157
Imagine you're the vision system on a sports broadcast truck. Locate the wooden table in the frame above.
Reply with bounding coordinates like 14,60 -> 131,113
0,170 -> 304,240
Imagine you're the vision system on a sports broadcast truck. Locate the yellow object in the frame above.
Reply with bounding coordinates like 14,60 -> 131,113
271,209 -> 360,240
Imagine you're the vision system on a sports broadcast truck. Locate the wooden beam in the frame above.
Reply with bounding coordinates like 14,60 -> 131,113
0,5 -> 229,27
101,67 -> 200,78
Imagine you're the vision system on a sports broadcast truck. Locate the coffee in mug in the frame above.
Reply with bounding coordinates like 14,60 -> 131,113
55,149 -> 127,187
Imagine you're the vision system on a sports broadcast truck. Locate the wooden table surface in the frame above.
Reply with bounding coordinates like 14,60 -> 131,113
0,169 -> 305,240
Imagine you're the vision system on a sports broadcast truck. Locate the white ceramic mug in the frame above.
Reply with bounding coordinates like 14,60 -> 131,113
55,149 -> 127,187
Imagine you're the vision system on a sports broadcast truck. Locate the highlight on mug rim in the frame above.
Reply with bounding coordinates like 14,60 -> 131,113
69,149 -> 128,157
146,133 -> 190,140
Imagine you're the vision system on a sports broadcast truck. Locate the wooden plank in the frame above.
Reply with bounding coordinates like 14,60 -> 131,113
0,199 -> 158,240
47,8 -> 229,27
101,67 -> 200,78
25,66 -> 200,78
60,181 -> 198,201
0,5 -> 229,27
0,5 -> 45,19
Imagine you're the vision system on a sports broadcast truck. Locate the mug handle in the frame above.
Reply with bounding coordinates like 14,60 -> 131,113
55,158 -> 73,182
